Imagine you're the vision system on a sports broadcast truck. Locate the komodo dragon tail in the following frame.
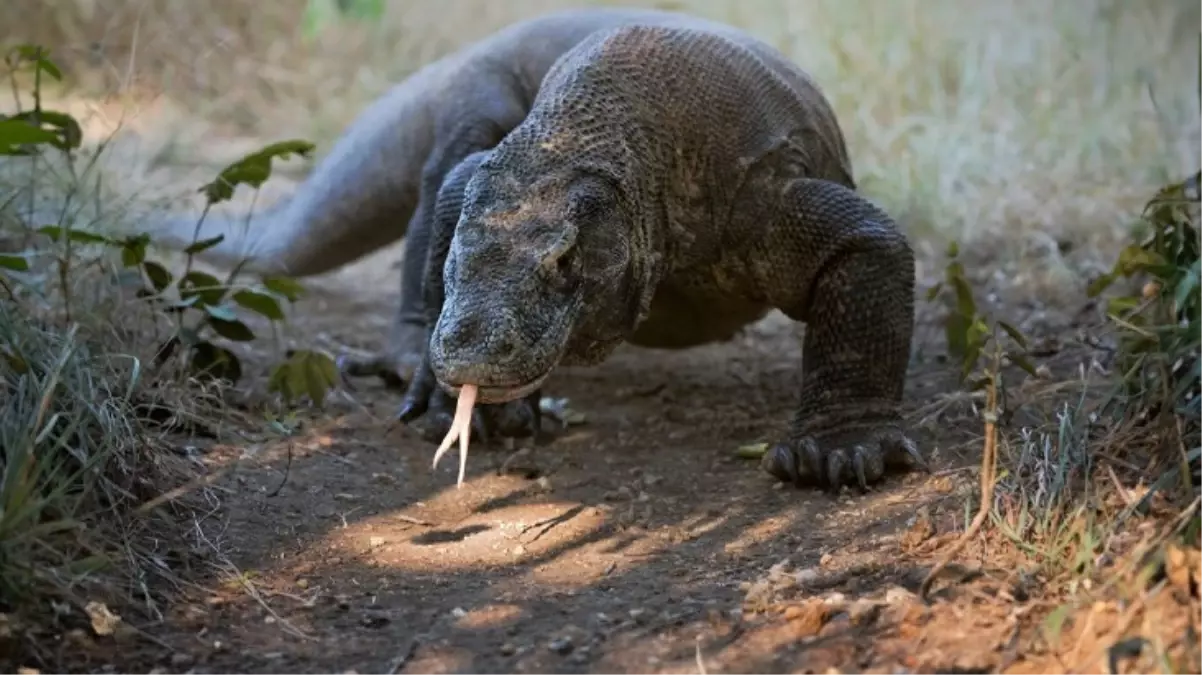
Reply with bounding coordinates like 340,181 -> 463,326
146,69 -> 440,278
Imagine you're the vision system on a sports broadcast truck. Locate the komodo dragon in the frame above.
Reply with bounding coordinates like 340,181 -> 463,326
398,23 -> 929,491
146,7 -> 764,386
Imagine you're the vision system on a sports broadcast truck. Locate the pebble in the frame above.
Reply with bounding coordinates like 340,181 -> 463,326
885,586 -> 917,605
794,567 -> 820,584
499,642 -> 516,656
548,636 -> 574,655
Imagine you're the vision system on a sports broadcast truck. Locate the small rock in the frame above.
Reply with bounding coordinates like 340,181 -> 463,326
451,607 -> 467,618
848,599 -> 881,625
819,552 -> 834,567
170,653 -> 194,667
628,608 -> 647,623
500,642 -> 516,656
548,636 -> 574,655
794,567 -> 820,585
369,536 -> 386,548
782,605 -> 804,621
360,611 -> 390,628
885,586 -> 917,605
823,592 -> 847,608
296,578 -> 310,589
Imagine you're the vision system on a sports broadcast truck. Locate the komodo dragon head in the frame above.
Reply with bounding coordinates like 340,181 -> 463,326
427,141 -> 655,406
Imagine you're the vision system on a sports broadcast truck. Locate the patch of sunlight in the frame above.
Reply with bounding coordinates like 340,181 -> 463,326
452,603 -> 526,630
322,500 -> 610,574
721,514 -> 794,557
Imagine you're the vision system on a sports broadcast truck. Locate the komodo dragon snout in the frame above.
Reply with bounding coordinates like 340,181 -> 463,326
427,168 -> 639,407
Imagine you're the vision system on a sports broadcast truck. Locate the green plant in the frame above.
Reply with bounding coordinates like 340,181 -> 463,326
1,44 -> 340,408
1088,172 -> 1201,494
927,240 -> 1040,387
0,41 -> 348,618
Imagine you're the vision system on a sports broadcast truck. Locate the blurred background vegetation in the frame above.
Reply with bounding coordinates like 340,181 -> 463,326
0,0 -> 1197,252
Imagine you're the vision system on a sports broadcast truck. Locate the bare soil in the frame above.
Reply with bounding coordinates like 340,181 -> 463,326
14,142 -> 1200,675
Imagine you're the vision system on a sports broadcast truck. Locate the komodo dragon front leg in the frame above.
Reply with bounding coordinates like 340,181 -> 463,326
757,179 -> 927,489
396,149 -> 542,444
337,96 -> 527,389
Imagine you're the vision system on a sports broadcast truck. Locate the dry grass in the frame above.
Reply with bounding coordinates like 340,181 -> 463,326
1,0 -> 1198,260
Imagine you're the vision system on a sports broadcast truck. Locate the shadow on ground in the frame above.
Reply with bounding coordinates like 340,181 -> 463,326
50,255 -> 1117,674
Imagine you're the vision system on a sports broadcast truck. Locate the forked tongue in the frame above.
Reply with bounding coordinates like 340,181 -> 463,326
431,384 -> 478,488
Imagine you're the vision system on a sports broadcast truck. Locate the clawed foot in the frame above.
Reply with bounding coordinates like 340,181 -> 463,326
336,322 -> 426,390
761,423 -> 927,492
396,363 -> 542,446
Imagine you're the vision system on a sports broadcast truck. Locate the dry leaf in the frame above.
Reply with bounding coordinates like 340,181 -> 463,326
85,601 -> 122,636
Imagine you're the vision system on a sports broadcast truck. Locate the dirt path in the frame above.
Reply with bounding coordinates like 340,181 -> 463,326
38,127 -> 1161,672
62,224 -> 1074,674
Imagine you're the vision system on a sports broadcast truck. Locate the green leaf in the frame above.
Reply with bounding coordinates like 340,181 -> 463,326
997,320 -> 1029,349
924,282 -> 943,302
141,261 -> 173,292
0,253 -> 29,271
945,311 -> 971,359
949,268 -> 976,321
946,240 -> 960,258
302,354 -> 338,407
1042,604 -> 1071,648
12,44 -> 63,80
3,110 -> 83,152
267,362 -> 298,404
189,341 -> 243,383
1086,272 -> 1117,298
1116,244 -> 1165,277
199,140 -> 316,204
184,234 -> 225,255
0,118 -> 60,151
121,235 -> 149,267
1106,296 -> 1141,317
203,304 -> 239,323
1008,351 -> 1039,378
1174,259 -> 1200,313
37,225 -> 110,245
267,350 -> 338,407
208,317 -> 255,342
262,275 -> 305,302
735,442 -> 768,459
178,271 -> 227,306
233,289 -> 285,321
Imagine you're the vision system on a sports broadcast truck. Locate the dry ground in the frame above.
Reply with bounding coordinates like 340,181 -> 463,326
1,1 -> 1200,673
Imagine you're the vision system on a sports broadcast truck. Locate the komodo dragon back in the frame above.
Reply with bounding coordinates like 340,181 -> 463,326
143,7 -> 763,278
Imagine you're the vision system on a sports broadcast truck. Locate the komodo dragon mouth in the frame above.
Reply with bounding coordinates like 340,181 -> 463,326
430,370 -> 555,489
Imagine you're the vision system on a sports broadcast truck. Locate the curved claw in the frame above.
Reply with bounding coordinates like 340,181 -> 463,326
761,425 -> 924,491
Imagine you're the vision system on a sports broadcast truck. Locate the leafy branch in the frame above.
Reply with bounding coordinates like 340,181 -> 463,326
0,44 -> 339,409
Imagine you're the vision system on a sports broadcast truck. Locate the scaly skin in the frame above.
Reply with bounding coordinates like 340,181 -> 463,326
401,24 -> 928,490
143,8 -> 763,386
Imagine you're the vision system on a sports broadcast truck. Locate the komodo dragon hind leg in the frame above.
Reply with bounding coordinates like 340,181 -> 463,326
757,179 -> 928,491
